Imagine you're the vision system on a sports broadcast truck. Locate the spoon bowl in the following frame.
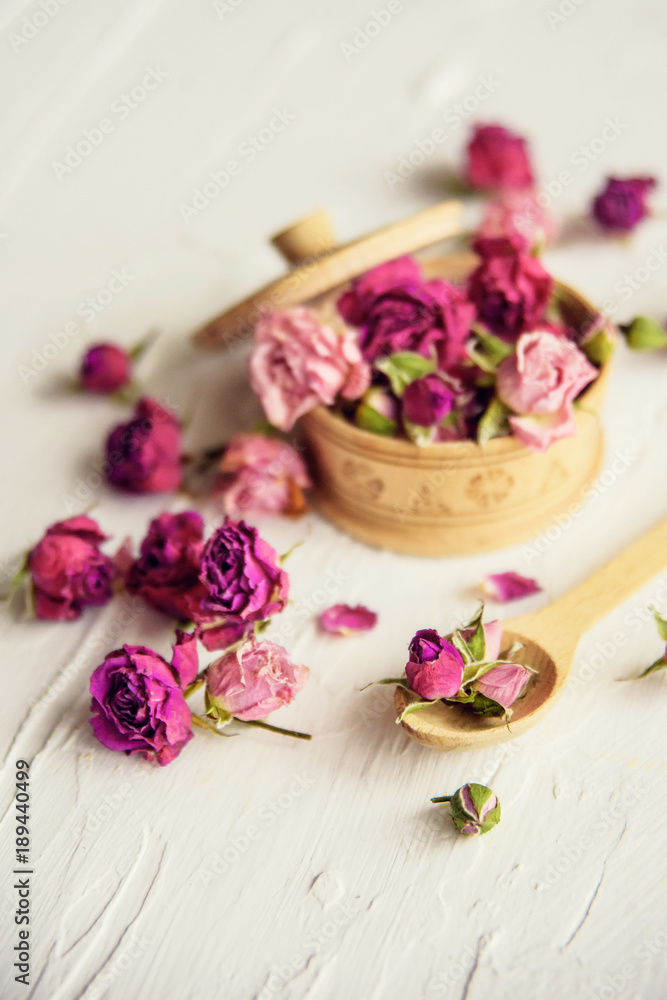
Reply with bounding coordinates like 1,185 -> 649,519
393,518 -> 667,751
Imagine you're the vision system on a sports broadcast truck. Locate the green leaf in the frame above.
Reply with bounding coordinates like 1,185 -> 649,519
637,656 -> 667,679
375,351 -> 436,397
396,698 -> 440,724
355,402 -> 397,437
465,608 -> 486,663
653,609 -> 667,642
403,417 -> 436,446
620,316 -> 667,352
470,692 -> 510,718
470,327 -> 514,367
477,397 -> 511,446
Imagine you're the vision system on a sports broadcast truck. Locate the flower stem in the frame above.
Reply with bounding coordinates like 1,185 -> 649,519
192,715 -> 235,737
430,795 -> 452,804
234,718 -> 312,741
184,673 -> 206,699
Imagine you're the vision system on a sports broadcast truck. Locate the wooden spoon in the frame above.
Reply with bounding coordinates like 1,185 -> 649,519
395,519 -> 667,751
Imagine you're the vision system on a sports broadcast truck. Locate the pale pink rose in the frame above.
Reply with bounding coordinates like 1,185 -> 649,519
479,193 -> 559,249
497,330 -> 597,452
205,638 -> 309,721
482,572 -> 541,602
475,662 -> 531,709
217,434 -> 311,517
249,308 -> 371,431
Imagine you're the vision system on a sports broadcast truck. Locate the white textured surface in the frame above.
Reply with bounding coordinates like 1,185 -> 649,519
2,2 -> 667,998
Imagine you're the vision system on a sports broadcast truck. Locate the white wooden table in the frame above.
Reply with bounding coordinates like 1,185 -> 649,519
2,1 -> 667,997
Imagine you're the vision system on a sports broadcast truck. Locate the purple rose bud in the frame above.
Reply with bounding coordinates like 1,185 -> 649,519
79,342 -> 132,394
432,783 -> 501,836
126,511 -> 206,620
89,631 -> 198,766
406,628 -> 465,700
402,374 -> 453,427
28,515 -> 116,621
199,518 -> 289,625
592,176 -> 657,233
105,397 -> 182,494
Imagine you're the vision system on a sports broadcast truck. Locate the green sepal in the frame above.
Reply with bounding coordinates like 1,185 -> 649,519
469,326 -> 514,369
581,325 -> 616,365
375,351 -> 436,397
204,690 -> 233,727
280,539 -> 305,565
653,608 -> 667,642
637,656 -> 667,679
449,630 -> 474,665
366,677 -> 412,689
355,402 -> 398,437
620,316 -> 667,352
470,693 -> 510,719
3,554 -> 29,604
477,396 -> 511,446
395,697 -> 440,724
461,658 -> 514,688
449,783 -> 501,836
403,417 -> 435,446
463,605 -> 486,662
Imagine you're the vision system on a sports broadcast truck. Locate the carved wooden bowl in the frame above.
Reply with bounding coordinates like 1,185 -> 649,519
300,256 -> 609,556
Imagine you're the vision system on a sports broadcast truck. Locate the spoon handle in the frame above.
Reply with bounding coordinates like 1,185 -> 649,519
536,518 -> 667,644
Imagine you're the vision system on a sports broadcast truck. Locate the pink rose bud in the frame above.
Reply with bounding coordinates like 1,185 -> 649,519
496,330 -> 597,452
467,236 -> 553,339
462,619 -> 503,661
89,630 -> 197,766
205,638 -> 309,722
482,572 -> 541,602
28,515 -> 116,620
465,124 -> 534,193
402,374 -> 453,427
217,433 -> 311,517
406,628 -> 465,700
105,396 -> 182,493
475,662 -> 531,708
432,783 -> 501,836
592,176 -> 657,233
249,307 -> 370,432
79,342 -> 132,394
319,603 -> 378,636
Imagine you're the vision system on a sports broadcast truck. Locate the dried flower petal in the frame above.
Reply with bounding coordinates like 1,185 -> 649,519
319,603 -> 378,636
482,572 -> 541,602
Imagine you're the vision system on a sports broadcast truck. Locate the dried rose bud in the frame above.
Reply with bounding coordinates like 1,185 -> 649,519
402,374 -> 453,428
619,316 -> 667,352
79,343 -> 132,394
432,783 -> 501,836
592,176 -> 656,233
406,629 -> 465,700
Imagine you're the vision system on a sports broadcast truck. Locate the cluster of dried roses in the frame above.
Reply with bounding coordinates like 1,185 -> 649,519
248,123 -> 658,454
12,511 -> 310,765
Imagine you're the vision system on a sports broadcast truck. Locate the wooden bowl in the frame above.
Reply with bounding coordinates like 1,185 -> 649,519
300,256 -> 610,556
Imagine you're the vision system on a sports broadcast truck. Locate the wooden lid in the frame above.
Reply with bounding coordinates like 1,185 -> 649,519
193,200 -> 463,349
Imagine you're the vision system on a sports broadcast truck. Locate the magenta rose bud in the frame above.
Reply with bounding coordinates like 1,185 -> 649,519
475,662 -> 531,709
592,176 -> 657,233
249,308 -> 370,432
402,374 -> 453,427
406,628 -> 465,700
497,330 -> 597,452
89,631 -> 198,766
205,638 -> 309,721
79,342 -> 131,394
28,515 -> 116,621
199,518 -> 289,624
105,396 -> 182,493
468,236 -> 553,339
465,124 -> 534,193
126,511 -> 206,620
217,434 -> 311,517
338,258 -> 475,369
